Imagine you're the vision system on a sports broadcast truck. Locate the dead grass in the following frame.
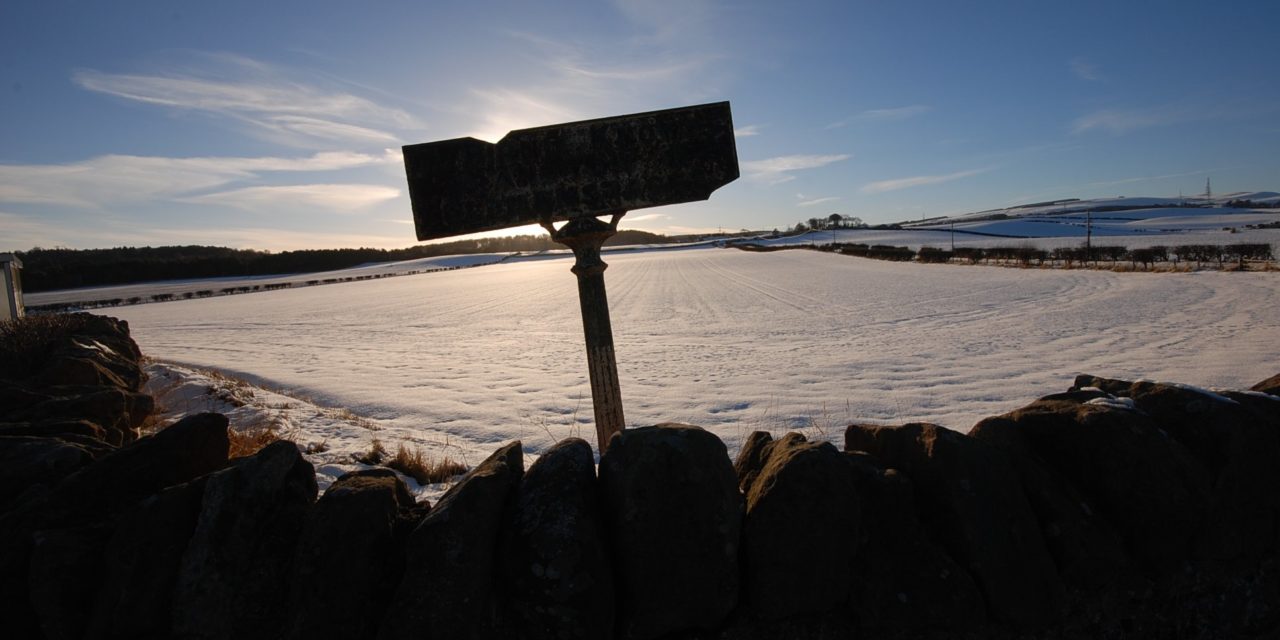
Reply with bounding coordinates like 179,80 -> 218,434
136,412 -> 170,437
356,437 -> 387,464
320,406 -> 379,430
385,442 -> 468,485
0,313 -> 106,380
227,425 -> 283,458
226,412 -> 292,458
201,368 -> 256,407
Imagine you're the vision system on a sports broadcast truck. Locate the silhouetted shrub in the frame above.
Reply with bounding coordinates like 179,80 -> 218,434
917,247 -> 953,263
866,245 -> 915,261
954,248 -> 984,264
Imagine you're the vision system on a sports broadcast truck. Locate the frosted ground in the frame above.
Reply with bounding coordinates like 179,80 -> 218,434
93,244 -> 1280,498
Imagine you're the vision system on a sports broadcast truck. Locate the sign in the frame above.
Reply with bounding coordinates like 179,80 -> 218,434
403,101 -> 738,240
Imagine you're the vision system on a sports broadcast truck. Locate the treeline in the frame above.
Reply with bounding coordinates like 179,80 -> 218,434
28,272 -> 434,315
738,241 -> 1275,271
1226,198 -> 1280,209
16,229 -> 671,292
935,243 -> 1275,268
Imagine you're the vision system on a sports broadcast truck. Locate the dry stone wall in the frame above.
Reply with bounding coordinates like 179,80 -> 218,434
2,314 -> 1278,639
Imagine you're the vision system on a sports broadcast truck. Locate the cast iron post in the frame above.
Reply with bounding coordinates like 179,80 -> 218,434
544,213 -> 626,452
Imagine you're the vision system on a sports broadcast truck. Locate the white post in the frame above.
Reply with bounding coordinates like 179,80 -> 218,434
0,254 -> 24,322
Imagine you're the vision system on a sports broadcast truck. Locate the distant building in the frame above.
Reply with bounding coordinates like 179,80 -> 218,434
1,254 -> 24,322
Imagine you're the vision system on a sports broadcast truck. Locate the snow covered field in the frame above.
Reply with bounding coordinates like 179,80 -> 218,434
99,246 -> 1280,496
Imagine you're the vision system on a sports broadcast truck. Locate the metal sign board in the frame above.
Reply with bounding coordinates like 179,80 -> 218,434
403,101 -> 738,240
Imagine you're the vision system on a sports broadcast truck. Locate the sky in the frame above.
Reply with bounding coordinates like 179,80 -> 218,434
3,0 -> 1278,252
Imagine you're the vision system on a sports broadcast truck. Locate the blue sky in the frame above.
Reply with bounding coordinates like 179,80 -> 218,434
3,0 -> 1278,251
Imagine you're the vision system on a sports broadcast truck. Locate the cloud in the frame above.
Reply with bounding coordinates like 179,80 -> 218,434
796,196 -> 840,207
0,151 -> 400,208
1081,169 -> 1214,190
826,105 -> 931,129
860,168 -> 989,194
1012,169 -> 1221,204
612,0 -> 715,42
0,212 -> 77,251
660,224 -> 722,235
625,212 -> 671,222
73,54 -> 423,147
1071,107 -> 1184,135
464,88 -> 579,143
181,184 -> 401,212
239,115 -> 401,145
1069,103 -> 1256,135
455,25 -> 726,143
557,58 -> 707,82
741,154 -> 851,185
1070,57 -> 1100,81
734,124 -> 761,137
860,105 -> 931,121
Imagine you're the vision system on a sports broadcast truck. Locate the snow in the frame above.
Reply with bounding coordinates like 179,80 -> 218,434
1084,396 -> 1139,412
1162,381 -> 1240,405
144,360 -> 460,498
918,207 -> 1279,241
96,246 -> 1280,502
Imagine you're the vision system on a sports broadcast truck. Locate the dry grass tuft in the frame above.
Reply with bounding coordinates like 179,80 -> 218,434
226,413 -> 292,458
227,425 -> 284,458
323,406 -> 378,430
0,313 -> 104,380
356,437 -> 387,464
386,442 -> 468,485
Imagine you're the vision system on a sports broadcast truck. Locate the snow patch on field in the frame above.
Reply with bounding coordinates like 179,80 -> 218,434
105,248 -> 1279,475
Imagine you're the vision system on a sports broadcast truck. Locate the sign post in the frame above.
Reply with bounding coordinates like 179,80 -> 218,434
0,254 -> 23,323
402,102 -> 739,452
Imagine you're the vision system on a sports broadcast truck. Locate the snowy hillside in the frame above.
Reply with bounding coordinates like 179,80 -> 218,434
897,192 -> 1280,243
100,247 -> 1280,498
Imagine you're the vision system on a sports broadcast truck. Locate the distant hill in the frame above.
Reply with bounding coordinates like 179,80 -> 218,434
910,191 -> 1280,227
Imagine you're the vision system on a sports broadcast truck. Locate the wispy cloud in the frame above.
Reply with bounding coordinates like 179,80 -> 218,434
1013,168 -> 1222,204
861,105 -> 931,121
1069,103 -> 1260,135
459,23 -> 727,142
1081,169 -> 1214,190
1,210 -> 411,252
742,154 -> 851,185
0,212 -> 75,251
827,105 -> 931,129
464,88 -> 580,142
861,168 -> 989,194
73,54 -> 423,147
796,194 -> 839,207
557,58 -> 707,82
612,0 -> 716,43
734,124 -> 761,137
1070,57 -> 1100,81
0,150 -> 400,208
181,184 -> 400,212
625,212 -> 671,222
1071,107 -> 1186,135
